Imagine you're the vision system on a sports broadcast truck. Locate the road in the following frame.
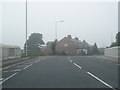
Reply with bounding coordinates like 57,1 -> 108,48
1,56 -> 119,89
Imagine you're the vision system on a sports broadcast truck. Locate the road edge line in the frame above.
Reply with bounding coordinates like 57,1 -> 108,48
87,72 -> 116,90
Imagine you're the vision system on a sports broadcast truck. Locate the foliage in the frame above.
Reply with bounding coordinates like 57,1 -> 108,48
110,42 -> 118,47
92,43 -> 99,54
51,39 -> 57,55
110,32 -> 120,47
24,33 -> 45,55
61,51 -> 67,55
116,32 -> 120,46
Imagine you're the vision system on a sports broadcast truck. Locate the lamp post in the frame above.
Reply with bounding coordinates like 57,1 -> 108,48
55,20 -> 64,40
25,0 -> 28,56
110,33 -> 113,45
54,20 -> 64,55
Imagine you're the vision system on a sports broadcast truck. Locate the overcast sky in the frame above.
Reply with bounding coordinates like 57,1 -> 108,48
1,0 -> 118,49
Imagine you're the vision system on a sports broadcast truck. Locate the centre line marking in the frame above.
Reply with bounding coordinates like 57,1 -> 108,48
69,60 -> 72,62
0,73 -> 17,85
68,56 -> 71,60
74,63 -> 82,69
87,72 -> 116,90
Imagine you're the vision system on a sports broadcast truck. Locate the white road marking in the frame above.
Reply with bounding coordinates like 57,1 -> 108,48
87,72 -> 116,90
12,69 -> 21,72
35,61 -> 39,63
0,73 -> 17,85
0,60 -> 29,71
67,56 -> 71,60
68,57 -> 72,63
23,64 -> 33,70
3,69 -> 21,73
69,60 -> 72,62
23,66 -> 30,69
68,56 -> 71,59
73,63 -> 82,69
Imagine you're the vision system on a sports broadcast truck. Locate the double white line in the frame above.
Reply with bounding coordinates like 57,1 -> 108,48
0,59 -> 41,85
0,73 -> 17,85
3,69 -> 21,73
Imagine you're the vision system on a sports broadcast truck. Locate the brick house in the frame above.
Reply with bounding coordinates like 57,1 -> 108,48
41,41 -> 54,55
56,35 -> 76,55
41,35 -> 93,55
56,35 -> 93,55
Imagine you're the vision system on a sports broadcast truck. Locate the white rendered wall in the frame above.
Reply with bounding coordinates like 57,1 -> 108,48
104,46 -> 120,58
1,45 -> 21,60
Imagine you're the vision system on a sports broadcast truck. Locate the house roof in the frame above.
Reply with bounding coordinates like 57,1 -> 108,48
59,35 -> 93,47
0,44 -> 20,48
71,38 -> 82,44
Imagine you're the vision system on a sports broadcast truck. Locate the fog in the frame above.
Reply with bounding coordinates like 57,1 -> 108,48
1,1 -> 118,49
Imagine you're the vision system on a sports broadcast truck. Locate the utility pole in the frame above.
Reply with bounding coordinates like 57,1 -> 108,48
110,33 -> 113,45
25,0 -> 28,56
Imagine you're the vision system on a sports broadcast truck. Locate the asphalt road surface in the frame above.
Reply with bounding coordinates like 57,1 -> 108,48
1,56 -> 119,89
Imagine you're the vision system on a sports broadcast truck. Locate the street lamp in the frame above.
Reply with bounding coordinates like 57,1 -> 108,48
25,0 -> 28,56
55,20 -> 64,40
54,20 -> 64,55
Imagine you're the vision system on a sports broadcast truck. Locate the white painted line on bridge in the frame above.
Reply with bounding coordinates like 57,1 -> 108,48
23,64 -> 33,70
73,63 -> 82,69
11,69 -> 21,72
35,60 -> 40,63
87,72 -> 116,90
0,73 -> 17,85
0,60 -> 29,71
3,69 -> 21,73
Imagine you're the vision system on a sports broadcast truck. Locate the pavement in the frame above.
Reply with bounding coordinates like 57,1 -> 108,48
1,56 -> 119,89
93,55 -> 119,63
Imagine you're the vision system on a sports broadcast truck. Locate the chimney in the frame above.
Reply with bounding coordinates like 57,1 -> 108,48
67,35 -> 72,39
83,40 -> 86,42
74,37 -> 79,40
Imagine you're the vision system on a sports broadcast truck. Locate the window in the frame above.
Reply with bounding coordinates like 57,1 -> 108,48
64,44 -> 68,47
